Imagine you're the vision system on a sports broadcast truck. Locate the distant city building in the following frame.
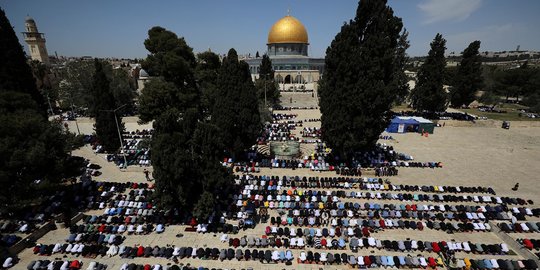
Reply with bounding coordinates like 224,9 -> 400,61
244,13 -> 325,90
482,50 -> 539,58
22,16 -> 50,65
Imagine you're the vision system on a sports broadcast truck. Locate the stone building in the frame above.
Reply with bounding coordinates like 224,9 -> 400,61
22,16 -> 50,66
244,13 -> 324,90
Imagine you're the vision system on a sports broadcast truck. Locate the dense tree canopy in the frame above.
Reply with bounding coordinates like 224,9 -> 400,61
450,41 -> 483,107
488,63 -> 540,111
195,51 -> 221,114
410,33 -> 448,112
212,49 -> 261,159
139,27 -> 233,220
318,0 -> 408,159
92,59 -> 123,153
140,27 -> 200,122
143,26 -> 197,89
0,8 -> 73,208
56,60 -> 136,115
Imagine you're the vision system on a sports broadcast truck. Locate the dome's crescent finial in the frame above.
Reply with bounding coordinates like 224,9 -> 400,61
287,8 -> 290,16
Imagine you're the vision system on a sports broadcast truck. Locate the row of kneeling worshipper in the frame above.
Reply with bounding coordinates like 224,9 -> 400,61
499,222 -> 540,233
227,235 -> 509,254
235,174 -> 499,195
297,253 -> 538,269
237,189 -> 530,206
31,244 -> 295,263
69,223 -> 164,235
120,263 -> 252,270
519,238 -> 540,250
26,259 -> 106,270
263,221 -> 491,236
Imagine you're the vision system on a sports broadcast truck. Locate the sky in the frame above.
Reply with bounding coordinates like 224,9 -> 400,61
3,0 -> 540,58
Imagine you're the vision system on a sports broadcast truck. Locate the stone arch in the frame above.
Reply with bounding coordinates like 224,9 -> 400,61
275,74 -> 283,83
284,75 -> 292,84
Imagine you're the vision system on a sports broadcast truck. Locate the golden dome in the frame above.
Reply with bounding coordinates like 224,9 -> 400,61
268,15 -> 309,44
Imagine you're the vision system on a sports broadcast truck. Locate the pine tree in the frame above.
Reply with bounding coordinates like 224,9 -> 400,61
139,27 -> 233,219
140,26 -> 200,122
410,33 -> 448,112
92,59 -> 122,153
0,8 -> 71,207
318,0 -> 408,159
450,41 -> 483,107
213,49 -> 261,159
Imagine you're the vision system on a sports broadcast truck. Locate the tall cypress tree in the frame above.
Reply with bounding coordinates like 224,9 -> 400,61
195,51 -> 221,114
318,0 -> 408,159
213,49 -> 261,159
0,8 -> 70,207
450,41 -> 483,107
0,8 -> 46,114
92,59 -> 122,153
255,54 -> 279,107
410,33 -> 448,112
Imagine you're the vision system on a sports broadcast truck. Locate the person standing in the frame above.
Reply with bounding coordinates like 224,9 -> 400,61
143,169 -> 150,181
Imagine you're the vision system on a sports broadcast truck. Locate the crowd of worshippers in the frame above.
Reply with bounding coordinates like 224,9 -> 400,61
229,174 -> 538,228
258,122 -> 298,143
86,129 -> 152,167
80,181 -> 238,235
272,113 -> 298,121
274,106 -> 319,110
0,177 -> 127,249
0,180 -> 132,269
300,127 -> 321,138
106,130 -> 153,168
394,111 -> 476,121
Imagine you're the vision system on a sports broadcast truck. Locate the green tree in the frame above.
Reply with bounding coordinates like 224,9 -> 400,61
212,49 -> 261,159
142,26 -> 197,88
195,51 -> 221,114
139,27 -> 232,219
140,27 -> 200,121
109,67 -> 136,115
255,54 -> 280,108
0,8 -> 72,207
92,59 -> 122,153
29,60 -> 57,113
410,33 -> 448,112
0,9 -> 45,114
57,60 -> 95,113
492,65 -> 532,102
450,40 -> 483,107
318,0 -> 408,159
151,109 -> 201,209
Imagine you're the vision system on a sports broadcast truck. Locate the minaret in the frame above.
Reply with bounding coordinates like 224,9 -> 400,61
22,16 -> 50,65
